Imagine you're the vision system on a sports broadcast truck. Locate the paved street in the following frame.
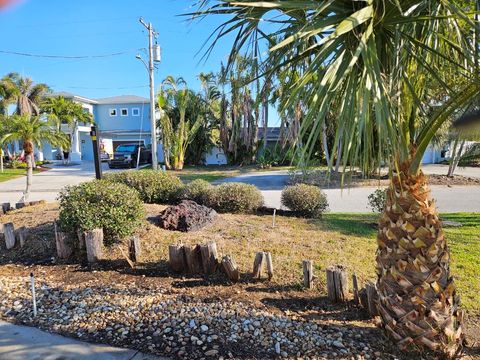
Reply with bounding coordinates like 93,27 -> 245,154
1,163 -> 479,212
220,165 -> 480,212
0,320 -> 163,360
0,162 -> 130,204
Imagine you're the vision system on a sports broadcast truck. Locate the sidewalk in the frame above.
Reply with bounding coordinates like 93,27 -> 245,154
0,320 -> 165,360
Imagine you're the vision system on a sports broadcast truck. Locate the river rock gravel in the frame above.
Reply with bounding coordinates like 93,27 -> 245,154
0,275 -> 400,359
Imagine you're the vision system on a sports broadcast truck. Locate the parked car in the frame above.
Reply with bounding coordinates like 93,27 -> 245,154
100,150 -> 111,162
108,144 -> 152,169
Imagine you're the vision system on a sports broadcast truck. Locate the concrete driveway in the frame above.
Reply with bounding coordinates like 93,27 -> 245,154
219,166 -> 480,212
0,320 -> 162,360
0,162 -> 130,205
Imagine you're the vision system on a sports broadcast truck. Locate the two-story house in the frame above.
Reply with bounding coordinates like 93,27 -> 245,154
41,92 -> 159,162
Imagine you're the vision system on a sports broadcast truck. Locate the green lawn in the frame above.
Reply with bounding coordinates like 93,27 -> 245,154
144,164 -> 294,182
319,213 -> 480,313
0,168 -> 44,182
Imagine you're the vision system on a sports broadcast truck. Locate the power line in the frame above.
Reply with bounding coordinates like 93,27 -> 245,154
0,49 -> 142,59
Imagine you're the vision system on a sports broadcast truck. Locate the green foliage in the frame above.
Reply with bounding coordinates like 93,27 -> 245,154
182,179 -> 214,205
103,170 -> 183,204
58,180 -> 144,244
367,188 -> 387,213
208,182 -> 263,213
459,143 -> 480,167
9,159 -> 23,169
281,184 -> 328,218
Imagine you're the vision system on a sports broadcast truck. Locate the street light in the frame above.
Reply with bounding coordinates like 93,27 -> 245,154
137,18 -> 160,170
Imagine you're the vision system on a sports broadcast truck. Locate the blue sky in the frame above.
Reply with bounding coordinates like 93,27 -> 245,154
0,1 -> 236,100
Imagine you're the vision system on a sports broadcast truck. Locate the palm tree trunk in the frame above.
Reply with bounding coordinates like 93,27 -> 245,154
376,160 -> 463,358
321,121 -> 332,168
23,153 -> 33,202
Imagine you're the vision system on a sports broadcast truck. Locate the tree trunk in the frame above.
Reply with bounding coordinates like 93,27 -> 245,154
321,122 -> 332,168
376,162 -> 463,357
23,142 -> 34,202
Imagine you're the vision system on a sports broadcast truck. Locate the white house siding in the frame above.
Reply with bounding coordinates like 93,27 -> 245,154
204,146 -> 227,165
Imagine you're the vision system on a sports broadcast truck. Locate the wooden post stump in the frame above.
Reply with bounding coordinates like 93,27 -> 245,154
128,235 -> 141,262
3,223 -> 15,250
200,242 -> 218,275
265,252 -> 274,280
54,221 -> 72,259
2,203 -> 11,214
352,273 -> 360,305
359,288 -> 369,311
85,228 -> 104,263
326,265 -> 349,303
252,252 -> 266,279
16,202 -> 28,210
184,245 -> 202,274
221,255 -> 240,282
15,226 -> 27,247
303,260 -> 314,289
365,282 -> 379,316
169,244 -> 186,272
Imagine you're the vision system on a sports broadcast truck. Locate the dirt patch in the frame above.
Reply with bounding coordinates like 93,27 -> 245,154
289,170 -> 480,188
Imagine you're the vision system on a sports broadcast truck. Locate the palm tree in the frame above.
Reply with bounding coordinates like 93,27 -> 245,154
2,72 -> 50,116
1,115 -> 69,201
41,96 -> 93,161
158,76 -> 203,170
193,1 -> 479,357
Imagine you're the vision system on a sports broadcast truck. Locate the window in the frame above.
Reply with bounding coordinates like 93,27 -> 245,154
121,108 -> 128,116
132,108 -> 140,116
109,109 -> 117,116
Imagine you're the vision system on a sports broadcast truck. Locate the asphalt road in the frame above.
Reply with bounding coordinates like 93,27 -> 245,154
1,163 -> 479,212
219,165 -> 480,212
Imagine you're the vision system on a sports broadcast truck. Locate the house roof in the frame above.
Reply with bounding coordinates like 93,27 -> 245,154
49,91 -> 98,104
95,95 -> 150,105
257,127 -> 281,141
49,92 -> 150,105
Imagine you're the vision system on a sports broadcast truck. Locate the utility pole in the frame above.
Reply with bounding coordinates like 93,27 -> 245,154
139,18 -> 158,170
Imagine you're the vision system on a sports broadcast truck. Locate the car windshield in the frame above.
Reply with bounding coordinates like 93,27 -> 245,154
116,145 -> 136,152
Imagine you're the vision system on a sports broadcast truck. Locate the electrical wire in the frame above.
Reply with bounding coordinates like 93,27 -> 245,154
0,49 -> 141,59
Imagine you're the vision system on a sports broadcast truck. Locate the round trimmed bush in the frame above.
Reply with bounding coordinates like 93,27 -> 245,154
281,184 -> 328,218
104,170 -> 183,204
58,179 -> 145,244
182,179 -> 214,205
209,182 -> 263,213
367,188 -> 387,213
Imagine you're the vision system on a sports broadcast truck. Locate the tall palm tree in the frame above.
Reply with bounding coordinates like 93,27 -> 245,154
1,115 -> 69,201
41,95 -> 93,160
2,72 -> 50,116
193,1 -> 479,357
158,76 -> 203,170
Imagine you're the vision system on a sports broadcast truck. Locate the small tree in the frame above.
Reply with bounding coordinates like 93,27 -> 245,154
1,115 -> 69,201
157,76 -> 203,170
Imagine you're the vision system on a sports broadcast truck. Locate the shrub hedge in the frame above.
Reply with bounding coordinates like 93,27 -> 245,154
281,184 -> 328,218
104,170 -> 183,204
207,182 -> 263,213
182,179 -> 214,205
58,179 -> 145,244
367,188 -> 387,213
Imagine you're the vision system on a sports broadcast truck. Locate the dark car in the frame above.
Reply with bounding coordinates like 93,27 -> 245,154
108,144 -> 152,169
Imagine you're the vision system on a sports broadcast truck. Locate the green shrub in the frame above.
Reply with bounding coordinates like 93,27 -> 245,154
367,188 -> 387,213
58,180 -> 145,244
104,170 -> 183,204
281,184 -> 328,218
209,182 -> 263,213
9,159 -> 23,169
182,179 -> 214,205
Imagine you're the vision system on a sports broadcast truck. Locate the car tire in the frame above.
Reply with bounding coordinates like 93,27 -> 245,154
108,164 -> 115,169
130,159 -> 136,168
